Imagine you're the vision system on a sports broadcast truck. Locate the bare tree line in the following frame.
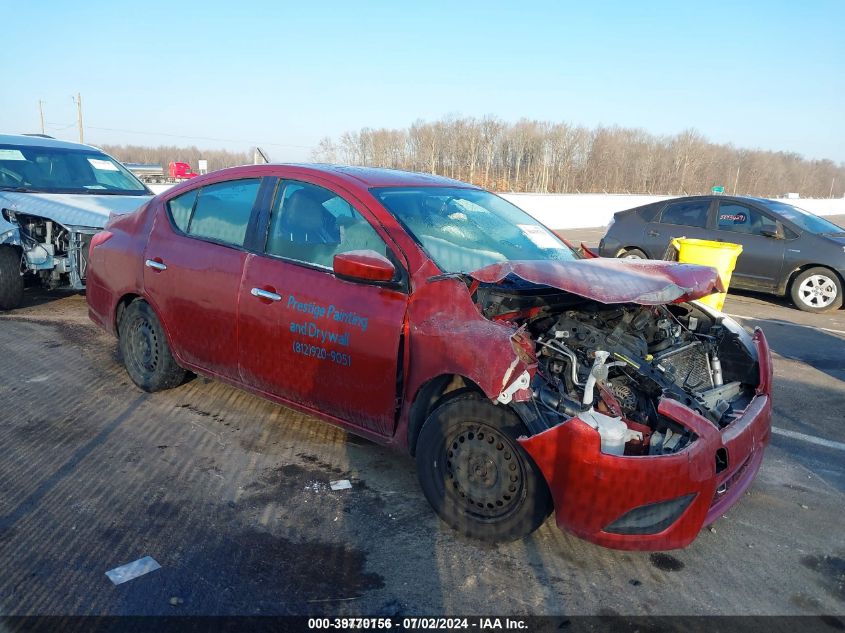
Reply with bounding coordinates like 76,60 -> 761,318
312,116 -> 845,198
100,144 -> 252,172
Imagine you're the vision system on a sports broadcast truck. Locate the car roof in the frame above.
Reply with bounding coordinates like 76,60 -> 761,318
0,133 -> 102,152
271,164 -> 479,189
656,194 -> 778,205
621,194 -> 780,214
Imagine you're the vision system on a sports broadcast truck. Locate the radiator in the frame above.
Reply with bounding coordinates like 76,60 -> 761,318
655,342 -> 713,391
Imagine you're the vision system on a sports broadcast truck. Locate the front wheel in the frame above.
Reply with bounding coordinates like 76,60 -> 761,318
119,300 -> 187,392
415,396 -> 552,541
618,247 -> 647,260
790,267 -> 843,313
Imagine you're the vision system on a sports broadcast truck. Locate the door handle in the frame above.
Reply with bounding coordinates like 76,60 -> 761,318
251,287 -> 282,302
647,230 -> 660,237
145,259 -> 167,271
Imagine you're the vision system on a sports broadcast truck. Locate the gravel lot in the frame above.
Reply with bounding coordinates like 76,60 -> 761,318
0,255 -> 843,616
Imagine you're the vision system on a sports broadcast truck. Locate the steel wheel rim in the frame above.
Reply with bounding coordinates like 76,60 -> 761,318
442,423 -> 525,520
798,274 -> 837,308
623,252 -> 644,259
127,317 -> 159,373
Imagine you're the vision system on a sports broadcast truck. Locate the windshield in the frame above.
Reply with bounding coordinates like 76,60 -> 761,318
372,186 -> 577,273
0,144 -> 149,195
763,200 -> 844,234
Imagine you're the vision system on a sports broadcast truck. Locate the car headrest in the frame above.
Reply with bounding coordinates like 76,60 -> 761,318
284,189 -> 328,232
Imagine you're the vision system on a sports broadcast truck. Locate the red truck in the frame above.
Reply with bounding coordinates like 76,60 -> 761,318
124,161 -> 199,184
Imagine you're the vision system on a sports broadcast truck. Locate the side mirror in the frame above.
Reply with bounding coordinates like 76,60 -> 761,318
760,227 -> 782,239
333,250 -> 396,283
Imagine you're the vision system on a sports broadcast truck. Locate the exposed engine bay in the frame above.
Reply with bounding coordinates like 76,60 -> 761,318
1,209 -> 94,290
477,283 -> 760,456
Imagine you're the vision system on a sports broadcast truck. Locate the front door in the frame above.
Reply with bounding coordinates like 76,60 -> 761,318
143,178 -> 263,378
238,178 -> 408,436
712,201 -> 786,291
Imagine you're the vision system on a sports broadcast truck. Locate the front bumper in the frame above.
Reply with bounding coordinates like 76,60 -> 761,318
519,328 -> 772,551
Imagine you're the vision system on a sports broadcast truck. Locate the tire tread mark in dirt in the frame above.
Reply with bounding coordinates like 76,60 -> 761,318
0,394 -> 147,532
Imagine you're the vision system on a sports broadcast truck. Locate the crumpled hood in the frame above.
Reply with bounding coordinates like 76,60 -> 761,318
469,258 -> 725,305
0,191 -> 151,229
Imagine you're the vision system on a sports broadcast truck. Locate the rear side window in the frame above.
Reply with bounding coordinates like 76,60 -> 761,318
717,202 -> 778,236
660,200 -> 710,228
167,190 -> 197,232
184,179 -> 260,247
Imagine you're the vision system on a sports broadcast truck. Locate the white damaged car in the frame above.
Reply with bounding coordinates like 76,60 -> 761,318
0,134 -> 152,309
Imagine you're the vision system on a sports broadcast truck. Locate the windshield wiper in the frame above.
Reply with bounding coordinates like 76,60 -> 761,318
88,190 -> 147,196
427,272 -> 469,283
0,186 -> 146,196
0,186 -> 40,193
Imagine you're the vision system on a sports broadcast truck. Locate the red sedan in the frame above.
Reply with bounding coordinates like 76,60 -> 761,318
86,164 -> 772,550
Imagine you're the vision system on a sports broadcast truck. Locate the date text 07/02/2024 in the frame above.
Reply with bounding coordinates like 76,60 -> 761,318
307,616 -> 528,630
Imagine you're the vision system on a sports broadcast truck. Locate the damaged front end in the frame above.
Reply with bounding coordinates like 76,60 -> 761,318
471,260 -> 772,550
0,193 -> 149,292
1,208 -> 97,289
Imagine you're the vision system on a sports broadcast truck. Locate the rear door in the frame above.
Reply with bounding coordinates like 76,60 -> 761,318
238,177 -> 409,436
640,199 -> 714,258
712,200 -> 785,291
143,178 -> 264,378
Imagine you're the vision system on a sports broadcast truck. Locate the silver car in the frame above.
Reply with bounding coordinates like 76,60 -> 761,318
0,134 -> 152,309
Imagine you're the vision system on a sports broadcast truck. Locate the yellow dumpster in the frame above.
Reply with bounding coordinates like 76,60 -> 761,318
670,238 -> 743,311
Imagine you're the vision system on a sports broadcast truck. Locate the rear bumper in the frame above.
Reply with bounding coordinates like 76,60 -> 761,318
85,276 -> 116,335
597,236 -> 617,257
519,329 -> 772,551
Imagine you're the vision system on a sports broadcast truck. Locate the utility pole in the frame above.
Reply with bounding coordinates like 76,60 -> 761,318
73,92 -> 84,144
38,100 -> 45,135
733,164 -> 740,194
830,177 -> 836,199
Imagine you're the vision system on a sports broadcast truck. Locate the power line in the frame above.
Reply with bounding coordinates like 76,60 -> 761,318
45,122 -> 77,131
42,121 -> 314,150
86,124 -> 314,149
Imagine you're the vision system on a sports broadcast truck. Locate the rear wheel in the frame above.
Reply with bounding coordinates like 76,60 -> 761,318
415,396 -> 552,541
119,300 -> 186,392
0,246 -> 24,310
618,247 -> 647,260
790,267 -> 843,313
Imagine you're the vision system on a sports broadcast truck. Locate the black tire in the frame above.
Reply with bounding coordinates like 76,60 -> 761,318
119,300 -> 186,392
416,395 -> 552,541
618,247 -> 647,260
789,267 -> 843,313
0,246 -> 24,310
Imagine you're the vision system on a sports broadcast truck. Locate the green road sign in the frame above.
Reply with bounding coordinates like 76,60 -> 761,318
712,185 -> 725,194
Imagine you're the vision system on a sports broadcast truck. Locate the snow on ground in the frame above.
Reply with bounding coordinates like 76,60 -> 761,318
500,193 -> 845,229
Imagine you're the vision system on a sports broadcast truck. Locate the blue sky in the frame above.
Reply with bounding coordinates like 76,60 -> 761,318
2,0 -> 843,162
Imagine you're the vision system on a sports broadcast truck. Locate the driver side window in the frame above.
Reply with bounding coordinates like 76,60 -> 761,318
717,203 -> 778,236
265,181 -> 387,268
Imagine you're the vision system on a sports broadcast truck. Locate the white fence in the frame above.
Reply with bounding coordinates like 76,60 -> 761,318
500,193 -> 845,230
147,182 -> 844,230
